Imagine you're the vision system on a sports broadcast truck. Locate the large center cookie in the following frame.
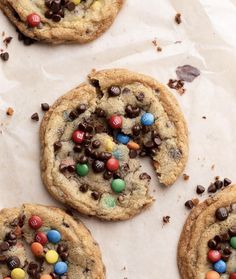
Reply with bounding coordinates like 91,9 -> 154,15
40,69 -> 188,221
178,185 -> 236,279
0,204 -> 105,278
0,0 -> 123,44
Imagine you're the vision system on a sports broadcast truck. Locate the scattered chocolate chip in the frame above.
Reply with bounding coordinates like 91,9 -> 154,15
60,251 -> 69,261
91,192 -> 100,200
224,178 -> 232,186
215,207 -> 228,221
139,173 -> 151,181
167,79 -> 185,95
196,185 -> 205,194
77,104 -> 87,114
3,36 -> 13,47
108,86 -> 121,97
139,150 -> 147,157
183,173 -> 190,181
185,200 -> 194,209
85,125 -> 93,133
66,2 -> 76,11
176,65 -> 200,82
214,180 -> 223,189
208,183 -> 217,193
175,13 -> 182,24
129,149 -> 137,158
0,52 -> 9,61
7,256 -> 20,270
221,254 -> 230,262
31,112 -> 39,121
92,160 -> 105,173
78,123 -> 87,131
57,243 -> 68,254
79,184 -> 89,193
54,141 -> 62,152
163,216 -> 170,224
41,103 -> 50,111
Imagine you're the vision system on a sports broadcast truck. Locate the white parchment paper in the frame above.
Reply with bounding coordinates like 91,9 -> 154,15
1,0 -> 236,278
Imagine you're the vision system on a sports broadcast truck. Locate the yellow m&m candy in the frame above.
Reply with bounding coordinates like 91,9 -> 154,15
11,268 -> 25,279
92,0 -> 102,9
71,0 -> 81,4
45,250 -> 59,264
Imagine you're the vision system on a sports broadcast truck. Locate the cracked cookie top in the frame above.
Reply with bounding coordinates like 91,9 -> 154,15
0,204 -> 105,279
40,69 -> 188,221
0,0 -> 123,43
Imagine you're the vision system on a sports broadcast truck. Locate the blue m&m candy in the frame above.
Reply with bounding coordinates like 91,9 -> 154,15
116,133 -> 130,145
141,113 -> 155,126
47,230 -> 61,244
213,260 -> 226,273
54,261 -> 68,275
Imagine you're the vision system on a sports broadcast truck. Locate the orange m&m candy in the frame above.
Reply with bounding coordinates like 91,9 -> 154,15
205,270 -> 220,279
40,275 -> 52,279
31,242 -> 44,257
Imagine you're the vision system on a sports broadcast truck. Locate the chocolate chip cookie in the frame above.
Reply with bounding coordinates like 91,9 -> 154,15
0,203 -> 105,278
40,69 -> 188,221
0,0 -> 123,44
178,184 -> 236,279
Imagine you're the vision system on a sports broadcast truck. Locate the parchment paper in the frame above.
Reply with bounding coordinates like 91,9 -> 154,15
1,0 -> 236,278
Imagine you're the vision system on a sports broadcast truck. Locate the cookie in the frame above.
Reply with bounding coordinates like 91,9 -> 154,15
178,185 -> 236,279
40,69 -> 188,221
0,0 -> 123,44
0,203 -> 105,278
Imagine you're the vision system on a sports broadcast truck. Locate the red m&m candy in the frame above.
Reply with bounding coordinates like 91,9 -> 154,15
29,215 -> 43,230
109,115 -> 122,129
106,158 -> 119,172
230,273 -> 236,279
27,13 -> 41,27
72,130 -> 84,144
35,232 -> 48,245
207,250 -> 221,263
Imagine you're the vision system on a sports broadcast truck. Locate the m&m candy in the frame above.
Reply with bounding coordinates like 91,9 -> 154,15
54,261 -> 68,275
207,250 -> 221,263
27,13 -> 41,27
72,130 -> 84,144
213,260 -> 226,273
116,133 -> 130,145
11,268 -> 25,279
47,230 -> 61,244
76,163 -> 89,176
40,275 -> 52,279
111,179 -> 126,193
35,232 -> 48,245
230,236 -> 236,248
109,115 -> 122,129
205,270 -> 220,279
31,242 -> 44,257
29,215 -> 43,230
230,273 -> 236,279
106,158 -> 119,172
141,112 -> 155,126
45,250 -> 59,264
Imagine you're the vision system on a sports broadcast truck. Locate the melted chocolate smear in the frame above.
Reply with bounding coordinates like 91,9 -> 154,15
176,65 -> 200,82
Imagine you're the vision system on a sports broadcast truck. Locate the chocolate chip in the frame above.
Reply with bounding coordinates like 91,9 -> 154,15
0,241 -> 10,251
168,148 -> 182,160
223,247 -> 232,255
153,137 -> 162,146
0,255 -> 7,263
214,235 -> 222,244
184,200 -> 194,209
136,92 -> 144,102
224,178 -> 232,186
95,108 -> 106,117
229,226 -> 236,236
52,14 -> 61,22
215,207 -> 228,221
108,86 -> 121,97
77,104 -> 87,114
122,87 -> 131,94
31,112 -> 39,121
51,2 -> 61,13
41,103 -> 50,111
129,150 -> 137,158
103,171 -> 113,180
91,192 -> 100,200
45,10 -> 53,18
90,79 -> 100,88
85,147 -> 93,157
67,165 -> 75,173
99,152 -> 112,161
139,173 -> 151,181
220,232 -> 230,242
60,251 -> 69,261
132,124 -> 142,136
7,256 -> 20,270
0,52 -> 9,61
79,184 -> 89,193
78,155 -> 88,164
144,141 -> 155,149
69,110 -> 78,120
208,183 -> 217,193
208,239 -> 217,249
54,141 -> 62,151
92,140 -> 101,148
214,180 -> 223,189
196,185 -> 205,194
175,13 -> 182,24
85,125 -> 93,133
57,243 -> 68,254
66,1 -> 75,11
125,105 -> 140,118
78,123 -> 87,131
73,145 -> 82,153
92,160 -> 105,173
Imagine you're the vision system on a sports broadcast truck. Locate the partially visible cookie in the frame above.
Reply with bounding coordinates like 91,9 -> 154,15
0,0 -> 123,44
178,185 -> 236,279
40,69 -> 188,221
0,204 -> 105,278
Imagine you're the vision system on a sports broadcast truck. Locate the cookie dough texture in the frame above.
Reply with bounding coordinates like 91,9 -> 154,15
40,69 -> 188,221
0,203 -> 105,278
178,185 -> 236,279
0,0 -> 123,44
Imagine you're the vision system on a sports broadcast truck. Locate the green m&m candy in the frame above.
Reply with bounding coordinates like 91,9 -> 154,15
230,236 -> 236,249
76,164 -> 89,177
111,179 -> 126,193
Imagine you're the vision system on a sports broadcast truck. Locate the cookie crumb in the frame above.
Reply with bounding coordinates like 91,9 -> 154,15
167,79 -> 186,95
6,107 -> 14,116
163,216 -> 170,224
211,164 -> 215,170
157,46 -> 162,52
175,13 -> 182,24
152,39 -> 157,46
192,198 -> 199,206
152,39 -> 162,52
31,112 -> 39,121
3,36 -> 13,48
183,173 -> 190,181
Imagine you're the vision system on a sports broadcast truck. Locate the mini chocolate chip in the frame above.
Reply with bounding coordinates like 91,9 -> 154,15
136,92 -> 144,102
214,180 -> 223,189
0,52 -> 9,61
91,192 -> 100,200
99,152 -> 112,161
85,125 -> 93,133
7,256 -> 20,270
215,207 -> 228,221
90,79 -> 100,88
214,235 -> 222,244
60,251 -> 69,261
77,104 -> 87,114
229,226 -> 236,236
132,124 -> 142,136
69,110 -> 78,120
185,200 -> 194,209
66,2 -> 76,11
41,103 -> 50,111
45,10 -> 53,18
129,149 -> 137,158
108,86 -> 121,97
31,112 -> 39,121
54,141 -> 62,151
103,171 -> 113,180
95,108 -> 106,117
57,243 -> 68,254
73,145 -> 82,153
196,185 -> 205,194
0,241 -> 10,251
223,247 -> 232,255
52,14 -> 61,22
208,183 -> 217,193
208,239 -> 217,249
153,137 -> 162,146
78,123 -> 87,131
139,173 -> 151,181
79,184 -> 89,193
92,160 -> 105,173
224,178 -> 232,186
220,232 -> 230,242
78,156 -> 88,164
92,140 -> 101,148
